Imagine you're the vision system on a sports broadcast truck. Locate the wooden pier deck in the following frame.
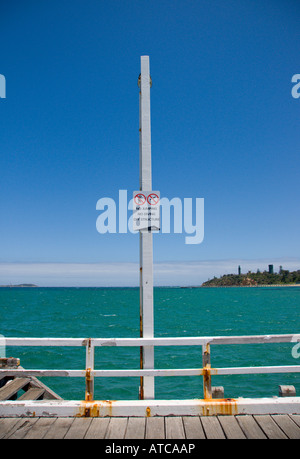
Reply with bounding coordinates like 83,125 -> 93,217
1,414 -> 300,439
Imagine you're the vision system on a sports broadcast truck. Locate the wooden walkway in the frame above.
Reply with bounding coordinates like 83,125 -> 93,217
1,414 -> 300,439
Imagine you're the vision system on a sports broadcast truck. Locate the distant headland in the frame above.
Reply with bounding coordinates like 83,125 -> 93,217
201,265 -> 300,287
0,284 -> 38,288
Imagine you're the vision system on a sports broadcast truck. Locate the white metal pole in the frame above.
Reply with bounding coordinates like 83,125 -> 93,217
139,56 -> 154,399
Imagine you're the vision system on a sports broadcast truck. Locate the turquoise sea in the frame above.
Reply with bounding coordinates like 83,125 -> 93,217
0,286 -> 299,400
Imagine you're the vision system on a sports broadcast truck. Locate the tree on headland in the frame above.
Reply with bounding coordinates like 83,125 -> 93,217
201,269 -> 300,287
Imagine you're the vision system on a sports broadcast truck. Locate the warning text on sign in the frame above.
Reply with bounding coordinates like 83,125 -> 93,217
133,191 -> 160,231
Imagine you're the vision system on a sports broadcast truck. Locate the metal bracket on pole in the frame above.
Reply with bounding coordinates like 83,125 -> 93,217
139,56 -> 155,400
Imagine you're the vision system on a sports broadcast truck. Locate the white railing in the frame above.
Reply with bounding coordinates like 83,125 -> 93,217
1,334 -> 300,401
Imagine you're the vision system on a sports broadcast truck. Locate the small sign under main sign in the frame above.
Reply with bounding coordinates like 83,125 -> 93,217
133,191 -> 160,231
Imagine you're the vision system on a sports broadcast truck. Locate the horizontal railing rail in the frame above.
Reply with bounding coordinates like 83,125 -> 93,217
1,334 -> 300,401
3,333 -> 300,346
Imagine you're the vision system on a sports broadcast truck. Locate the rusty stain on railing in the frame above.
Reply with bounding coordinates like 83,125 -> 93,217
76,398 -> 238,417
85,338 -> 94,401
202,342 -> 212,399
78,400 -> 116,417
85,368 -> 93,401
199,398 -> 238,416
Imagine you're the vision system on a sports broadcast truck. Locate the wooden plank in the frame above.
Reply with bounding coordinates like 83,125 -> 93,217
290,414 -> 300,428
254,415 -> 288,439
105,417 -> 128,439
0,417 -> 21,439
64,417 -> 93,439
200,416 -> 225,439
12,365 -> 62,400
182,416 -> 205,439
218,416 -> 246,439
145,417 -> 165,439
18,387 -> 45,400
236,415 -> 267,439
0,378 -> 30,400
165,417 -> 185,439
23,417 -> 56,439
27,372 -> 62,400
125,417 -> 146,439
2,418 -> 26,438
271,415 -> 300,439
5,418 -> 39,439
84,418 -> 110,439
43,417 -> 74,439
2,418 -> 24,438
1,415 -> 298,440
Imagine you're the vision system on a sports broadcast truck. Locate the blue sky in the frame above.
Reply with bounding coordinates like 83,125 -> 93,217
0,0 -> 300,285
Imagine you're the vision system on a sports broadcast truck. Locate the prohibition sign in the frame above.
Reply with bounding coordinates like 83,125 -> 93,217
134,193 -> 146,205
147,193 -> 159,205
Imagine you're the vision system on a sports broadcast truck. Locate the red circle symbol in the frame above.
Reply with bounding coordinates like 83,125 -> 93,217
134,193 -> 146,205
147,193 -> 159,205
